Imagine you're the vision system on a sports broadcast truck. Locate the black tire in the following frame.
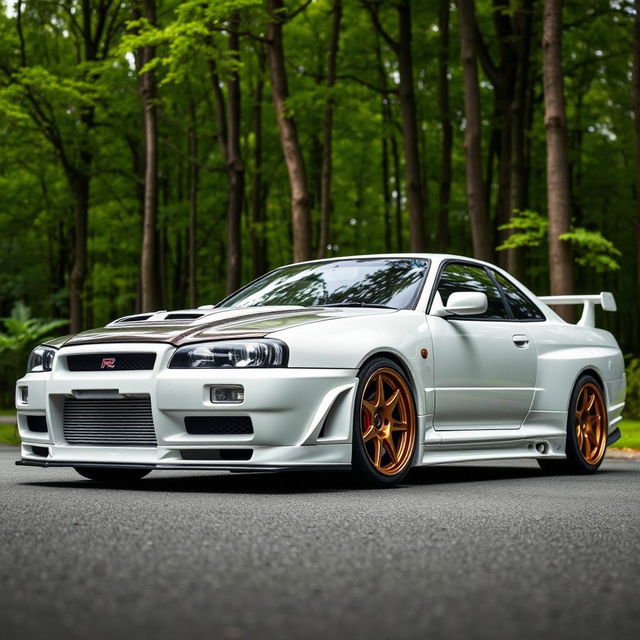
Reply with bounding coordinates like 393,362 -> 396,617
537,374 -> 608,475
74,467 -> 151,483
352,357 -> 418,487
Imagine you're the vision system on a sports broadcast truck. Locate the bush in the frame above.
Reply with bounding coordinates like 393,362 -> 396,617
624,358 -> 640,419
0,302 -> 66,407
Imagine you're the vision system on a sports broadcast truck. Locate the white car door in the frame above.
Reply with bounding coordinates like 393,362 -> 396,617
428,262 -> 541,430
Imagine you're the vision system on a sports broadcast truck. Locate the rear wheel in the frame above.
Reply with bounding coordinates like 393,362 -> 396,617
538,374 -> 607,474
352,358 -> 417,487
74,467 -> 150,483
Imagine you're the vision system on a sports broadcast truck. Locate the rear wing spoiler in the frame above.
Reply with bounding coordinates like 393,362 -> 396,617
538,292 -> 616,328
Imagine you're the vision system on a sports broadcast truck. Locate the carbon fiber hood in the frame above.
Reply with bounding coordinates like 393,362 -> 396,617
49,306 -> 394,348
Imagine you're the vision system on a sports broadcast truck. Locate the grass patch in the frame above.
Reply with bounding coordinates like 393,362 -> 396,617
0,424 -> 20,446
613,419 -> 640,449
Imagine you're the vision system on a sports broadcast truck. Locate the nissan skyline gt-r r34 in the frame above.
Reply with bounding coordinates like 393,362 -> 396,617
16,255 -> 626,487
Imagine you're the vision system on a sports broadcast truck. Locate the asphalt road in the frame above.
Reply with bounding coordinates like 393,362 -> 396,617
1,447 -> 639,640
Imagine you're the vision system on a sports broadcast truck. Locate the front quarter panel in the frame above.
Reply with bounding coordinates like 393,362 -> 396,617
271,311 -> 434,417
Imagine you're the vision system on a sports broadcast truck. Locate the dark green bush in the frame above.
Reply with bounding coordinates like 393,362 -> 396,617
624,358 -> 640,419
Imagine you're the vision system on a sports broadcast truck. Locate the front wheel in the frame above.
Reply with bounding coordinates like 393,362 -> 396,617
352,358 -> 418,487
74,467 -> 151,483
538,374 -> 608,474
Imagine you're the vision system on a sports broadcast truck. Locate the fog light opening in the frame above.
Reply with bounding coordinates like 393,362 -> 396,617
19,386 -> 28,404
535,442 -> 549,455
211,385 -> 244,404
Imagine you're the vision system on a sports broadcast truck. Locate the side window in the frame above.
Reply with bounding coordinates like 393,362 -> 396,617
436,263 -> 509,320
494,272 -> 545,321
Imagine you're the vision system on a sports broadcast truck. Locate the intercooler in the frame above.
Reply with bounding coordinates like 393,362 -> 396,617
63,397 -> 157,446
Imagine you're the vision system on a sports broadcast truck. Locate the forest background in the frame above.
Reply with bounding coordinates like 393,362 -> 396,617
1,0 -> 640,408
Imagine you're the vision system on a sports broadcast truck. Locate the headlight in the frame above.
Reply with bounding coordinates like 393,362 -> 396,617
169,339 -> 288,369
27,346 -> 56,372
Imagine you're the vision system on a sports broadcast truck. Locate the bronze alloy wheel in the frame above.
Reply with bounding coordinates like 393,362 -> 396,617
360,367 -> 416,476
574,381 -> 607,466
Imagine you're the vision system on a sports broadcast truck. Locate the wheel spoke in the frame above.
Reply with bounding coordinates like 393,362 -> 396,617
391,420 -> 408,432
362,400 -> 376,417
385,389 -> 401,412
373,438 -> 383,468
586,392 -> 596,412
582,434 -> 591,458
374,374 -> 385,408
362,425 -> 375,443
383,436 -> 398,464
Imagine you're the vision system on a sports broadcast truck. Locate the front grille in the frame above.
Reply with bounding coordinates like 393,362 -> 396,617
63,397 -> 157,446
66,353 -> 156,371
184,416 -> 253,435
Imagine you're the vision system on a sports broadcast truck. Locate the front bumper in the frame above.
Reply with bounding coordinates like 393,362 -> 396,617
16,343 -> 358,470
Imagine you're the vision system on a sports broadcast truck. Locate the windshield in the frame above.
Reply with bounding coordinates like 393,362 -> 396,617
220,258 -> 429,310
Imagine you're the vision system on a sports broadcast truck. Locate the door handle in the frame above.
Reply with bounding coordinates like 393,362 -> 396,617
512,334 -> 530,348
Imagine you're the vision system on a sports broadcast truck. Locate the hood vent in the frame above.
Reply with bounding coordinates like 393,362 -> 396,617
164,313 -> 204,321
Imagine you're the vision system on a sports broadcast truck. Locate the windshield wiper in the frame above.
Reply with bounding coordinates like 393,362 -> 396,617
320,302 -> 397,310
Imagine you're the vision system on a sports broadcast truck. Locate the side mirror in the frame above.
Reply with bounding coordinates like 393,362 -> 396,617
432,291 -> 488,317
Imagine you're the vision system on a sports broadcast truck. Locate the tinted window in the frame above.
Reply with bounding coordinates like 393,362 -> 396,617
494,272 -> 545,321
436,263 -> 509,320
220,258 -> 429,310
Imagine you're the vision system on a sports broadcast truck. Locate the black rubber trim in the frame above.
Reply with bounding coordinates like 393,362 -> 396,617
15,459 -> 350,473
607,427 -> 622,447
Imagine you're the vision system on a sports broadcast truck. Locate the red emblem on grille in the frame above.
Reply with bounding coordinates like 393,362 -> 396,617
101,357 -> 116,369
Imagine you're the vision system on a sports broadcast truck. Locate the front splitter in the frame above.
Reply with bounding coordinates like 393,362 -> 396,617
15,459 -> 350,473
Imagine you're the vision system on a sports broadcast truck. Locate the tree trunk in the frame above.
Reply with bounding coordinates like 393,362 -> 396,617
542,0 -> 573,316
391,135 -> 403,252
631,0 -> 640,290
507,0 -> 533,280
318,0 -> 342,259
266,0 -> 311,263
188,100 -> 198,308
68,166 -> 90,333
138,0 -> 159,312
225,16 -> 245,295
251,53 -> 268,279
437,0 -> 452,253
458,0 -> 492,262
397,0 -> 426,251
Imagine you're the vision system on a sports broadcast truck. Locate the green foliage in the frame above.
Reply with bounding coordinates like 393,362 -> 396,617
623,359 -> 640,420
0,302 -> 67,354
497,210 -> 548,249
0,303 -> 66,406
0,424 -> 20,446
613,420 -> 640,450
558,228 -> 621,273
498,211 -> 620,273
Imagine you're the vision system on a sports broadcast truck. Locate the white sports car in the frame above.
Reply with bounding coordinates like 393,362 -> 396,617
16,254 -> 625,486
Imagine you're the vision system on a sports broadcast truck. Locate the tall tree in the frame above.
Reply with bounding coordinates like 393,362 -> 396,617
363,0 -> 426,251
317,0 -> 343,259
437,0 -> 452,253
632,0 -> 640,290
251,47 -> 268,279
475,0 -> 534,277
266,0 -> 312,263
458,0 -> 492,261
0,0 -> 124,332
209,12 -> 245,294
542,0 -> 573,312
138,0 -> 160,312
